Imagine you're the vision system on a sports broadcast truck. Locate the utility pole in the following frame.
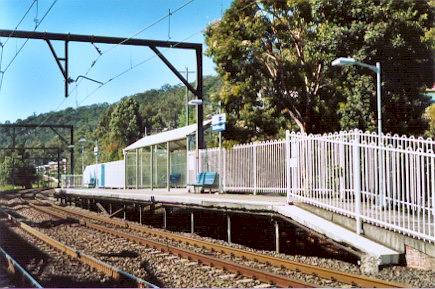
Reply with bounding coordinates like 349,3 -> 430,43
178,67 -> 195,126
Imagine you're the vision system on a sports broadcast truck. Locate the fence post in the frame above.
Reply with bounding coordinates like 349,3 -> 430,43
124,151 -> 127,189
253,143 -> 257,195
339,133 -> 345,200
136,149 -> 139,189
286,130 -> 291,202
353,131 -> 362,235
223,148 -> 226,192
432,155 -> 435,219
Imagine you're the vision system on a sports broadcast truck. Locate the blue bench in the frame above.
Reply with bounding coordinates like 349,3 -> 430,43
85,177 -> 96,188
189,172 -> 218,193
170,173 -> 181,187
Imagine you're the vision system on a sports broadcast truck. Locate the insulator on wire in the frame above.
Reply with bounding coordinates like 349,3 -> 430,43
91,42 -> 102,55
168,9 -> 172,39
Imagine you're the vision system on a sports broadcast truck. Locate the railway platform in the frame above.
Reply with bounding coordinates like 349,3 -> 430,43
57,187 -> 400,270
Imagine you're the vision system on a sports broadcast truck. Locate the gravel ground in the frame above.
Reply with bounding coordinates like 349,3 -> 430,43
3,194 -> 435,288
64,205 -> 435,288
0,217 -> 124,288
0,266 -> 14,288
110,224 -> 346,287
11,205 -> 274,288
41,223 -> 274,287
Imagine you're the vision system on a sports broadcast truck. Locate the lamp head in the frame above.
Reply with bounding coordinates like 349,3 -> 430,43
188,99 -> 203,106
332,57 -> 357,66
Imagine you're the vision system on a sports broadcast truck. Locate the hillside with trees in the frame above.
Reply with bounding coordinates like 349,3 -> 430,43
0,75 -> 221,175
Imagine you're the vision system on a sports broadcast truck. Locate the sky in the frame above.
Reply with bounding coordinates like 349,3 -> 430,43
0,0 -> 232,122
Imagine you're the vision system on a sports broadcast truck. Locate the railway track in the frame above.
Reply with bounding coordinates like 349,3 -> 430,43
30,198 -> 407,288
0,244 -> 42,288
0,208 -> 156,288
23,200 -> 318,288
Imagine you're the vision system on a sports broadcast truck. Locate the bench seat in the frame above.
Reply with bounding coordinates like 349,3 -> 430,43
188,172 -> 218,193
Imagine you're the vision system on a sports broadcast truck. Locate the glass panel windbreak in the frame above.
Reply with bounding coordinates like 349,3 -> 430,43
141,147 -> 151,188
153,144 -> 167,188
126,150 -> 137,188
170,149 -> 186,187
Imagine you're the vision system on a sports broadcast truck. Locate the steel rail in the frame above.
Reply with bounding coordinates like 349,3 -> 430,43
0,209 -> 157,288
28,202 -> 317,288
0,246 -> 42,288
37,200 -> 408,288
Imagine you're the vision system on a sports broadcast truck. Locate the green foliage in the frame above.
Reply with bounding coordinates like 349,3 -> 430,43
205,0 -> 433,141
0,150 -> 38,188
96,98 -> 143,161
424,103 -> 435,137
0,76 -> 222,172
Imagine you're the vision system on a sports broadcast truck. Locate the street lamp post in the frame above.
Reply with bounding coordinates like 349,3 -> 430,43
332,57 -> 382,135
79,138 -> 86,173
333,57 -> 386,208
178,67 -> 196,126
94,141 -> 99,165
188,99 -> 204,177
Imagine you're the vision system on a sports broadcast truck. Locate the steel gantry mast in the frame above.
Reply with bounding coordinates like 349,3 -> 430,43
0,29 -> 204,149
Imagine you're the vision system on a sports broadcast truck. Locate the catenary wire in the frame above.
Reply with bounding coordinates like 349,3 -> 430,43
68,0 -> 195,97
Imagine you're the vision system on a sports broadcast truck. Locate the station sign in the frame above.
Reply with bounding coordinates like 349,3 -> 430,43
212,113 -> 226,125
212,113 -> 226,132
212,123 -> 226,132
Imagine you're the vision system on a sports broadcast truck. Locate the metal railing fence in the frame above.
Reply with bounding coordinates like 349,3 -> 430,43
199,130 -> 435,242
61,174 -> 83,188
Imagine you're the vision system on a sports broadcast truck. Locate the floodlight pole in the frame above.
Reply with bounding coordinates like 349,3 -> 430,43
375,62 -> 382,136
332,58 -> 382,135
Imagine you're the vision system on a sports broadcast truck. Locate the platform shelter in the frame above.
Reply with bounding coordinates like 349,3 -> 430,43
123,121 -> 210,190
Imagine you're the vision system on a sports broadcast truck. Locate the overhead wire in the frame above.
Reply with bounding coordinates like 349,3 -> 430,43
0,0 -> 38,93
34,0 -> 257,127
33,0 -> 196,132
1,0 -> 37,48
68,0 -> 195,97
2,0 -> 58,74
3,0 -> 59,131
75,0 -> 259,106
76,29 -> 203,107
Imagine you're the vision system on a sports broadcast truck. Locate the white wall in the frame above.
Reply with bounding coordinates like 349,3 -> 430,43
82,160 -> 125,188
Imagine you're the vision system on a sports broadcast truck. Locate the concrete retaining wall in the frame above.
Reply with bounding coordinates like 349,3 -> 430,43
297,203 -> 435,271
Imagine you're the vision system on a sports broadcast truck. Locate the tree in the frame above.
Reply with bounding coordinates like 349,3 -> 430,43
94,98 -> 143,161
0,151 -> 38,189
205,0 -> 433,141
424,103 -> 435,137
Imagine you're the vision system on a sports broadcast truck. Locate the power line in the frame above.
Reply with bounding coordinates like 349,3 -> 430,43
77,30 -> 203,107
68,0 -> 195,97
75,0 -> 258,106
1,0 -> 37,48
1,0 -> 59,130
2,0 -> 57,74
28,0 -> 244,129
28,0 -> 195,130
0,0 -> 38,92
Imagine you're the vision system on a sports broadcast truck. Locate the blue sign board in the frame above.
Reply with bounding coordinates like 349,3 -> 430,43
212,123 -> 226,132
211,113 -> 226,132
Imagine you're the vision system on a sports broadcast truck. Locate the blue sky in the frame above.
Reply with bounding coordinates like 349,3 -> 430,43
0,0 -> 232,122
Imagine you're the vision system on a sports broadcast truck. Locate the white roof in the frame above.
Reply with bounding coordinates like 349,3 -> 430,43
124,120 -> 211,151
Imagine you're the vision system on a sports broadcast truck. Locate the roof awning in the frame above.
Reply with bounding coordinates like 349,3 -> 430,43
124,120 -> 211,151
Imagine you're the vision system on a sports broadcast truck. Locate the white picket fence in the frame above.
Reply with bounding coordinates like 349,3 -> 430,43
199,130 -> 435,242
61,174 -> 83,188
